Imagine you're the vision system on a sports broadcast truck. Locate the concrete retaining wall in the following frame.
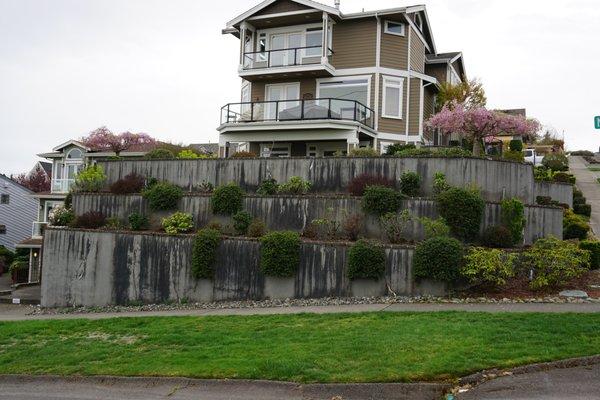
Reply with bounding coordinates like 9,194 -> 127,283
41,229 -> 417,307
98,157 -> 546,203
533,181 -> 573,207
72,193 -> 563,244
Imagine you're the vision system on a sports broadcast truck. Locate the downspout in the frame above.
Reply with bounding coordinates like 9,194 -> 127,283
374,13 -> 381,135
405,24 -> 411,143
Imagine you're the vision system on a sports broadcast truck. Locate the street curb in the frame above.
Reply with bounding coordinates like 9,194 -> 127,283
0,375 -> 451,400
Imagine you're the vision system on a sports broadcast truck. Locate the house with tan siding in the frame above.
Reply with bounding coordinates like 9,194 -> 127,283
217,0 -> 466,156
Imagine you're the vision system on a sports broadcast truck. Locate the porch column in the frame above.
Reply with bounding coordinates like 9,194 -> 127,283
321,12 -> 329,63
347,135 -> 359,154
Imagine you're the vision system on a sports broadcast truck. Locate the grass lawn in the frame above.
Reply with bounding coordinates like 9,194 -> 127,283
0,312 -> 599,383
588,166 -> 600,171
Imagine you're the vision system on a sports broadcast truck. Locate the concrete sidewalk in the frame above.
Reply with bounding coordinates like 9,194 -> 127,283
569,156 -> 600,234
1,301 -> 600,321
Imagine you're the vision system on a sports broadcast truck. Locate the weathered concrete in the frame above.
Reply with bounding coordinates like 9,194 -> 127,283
72,193 -> 563,244
41,229 -> 417,307
533,180 -> 573,207
99,156 -> 555,203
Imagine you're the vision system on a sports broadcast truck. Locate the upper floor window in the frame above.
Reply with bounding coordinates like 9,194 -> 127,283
382,76 -> 404,119
0,194 -> 9,204
305,28 -> 323,57
384,21 -> 405,37
414,14 -> 423,31
66,148 -> 83,159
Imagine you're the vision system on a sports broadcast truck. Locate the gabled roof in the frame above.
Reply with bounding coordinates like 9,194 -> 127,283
426,51 -> 466,80
36,161 -> 52,176
0,174 -> 35,195
226,0 -> 340,29
52,139 -> 89,152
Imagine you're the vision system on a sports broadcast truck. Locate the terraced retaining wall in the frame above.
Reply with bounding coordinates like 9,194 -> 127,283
97,157 -> 571,205
41,229 -> 419,307
72,193 -> 564,244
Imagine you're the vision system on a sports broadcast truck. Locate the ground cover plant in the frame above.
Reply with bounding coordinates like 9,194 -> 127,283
0,312 -> 599,383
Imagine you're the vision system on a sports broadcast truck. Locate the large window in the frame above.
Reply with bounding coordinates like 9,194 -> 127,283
382,76 -> 404,119
318,78 -> 370,120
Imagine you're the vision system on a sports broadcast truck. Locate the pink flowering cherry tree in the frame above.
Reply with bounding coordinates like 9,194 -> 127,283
427,102 -> 540,156
81,127 -> 156,156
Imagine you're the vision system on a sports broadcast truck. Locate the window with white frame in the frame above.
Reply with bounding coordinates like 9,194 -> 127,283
384,21 -> 405,36
382,76 -> 404,119
318,78 -> 370,120
305,28 -> 322,57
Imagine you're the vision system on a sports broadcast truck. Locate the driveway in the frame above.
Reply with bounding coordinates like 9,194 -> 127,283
569,155 -> 600,234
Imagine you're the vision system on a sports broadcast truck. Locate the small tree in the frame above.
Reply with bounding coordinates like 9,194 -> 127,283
436,78 -> 487,110
81,126 -> 156,156
13,165 -> 50,192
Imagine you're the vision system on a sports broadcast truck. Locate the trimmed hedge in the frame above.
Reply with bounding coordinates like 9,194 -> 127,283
399,172 -> 421,197
413,236 -> 464,283
145,148 -> 175,159
191,228 -> 222,279
580,240 -> 600,269
361,185 -> 403,216
347,240 -> 386,280
142,182 -> 183,210
211,183 -> 244,215
480,225 -> 514,248
260,231 -> 301,277
436,187 -> 485,241
232,211 -> 252,235
500,198 -> 525,246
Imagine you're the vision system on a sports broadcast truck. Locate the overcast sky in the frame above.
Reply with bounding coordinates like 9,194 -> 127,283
1,0 -> 599,175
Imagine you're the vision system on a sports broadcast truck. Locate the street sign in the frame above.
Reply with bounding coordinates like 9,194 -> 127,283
596,116 -> 600,129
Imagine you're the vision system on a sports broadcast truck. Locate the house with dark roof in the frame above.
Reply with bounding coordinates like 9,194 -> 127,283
217,0 -> 467,156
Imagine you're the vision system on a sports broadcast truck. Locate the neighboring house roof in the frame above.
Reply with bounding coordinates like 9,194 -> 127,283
0,174 -> 35,195
52,139 -> 90,152
426,51 -> 466,81
37,162 -> 52,177
497,108 -> 527,117
190,143 -> 240,154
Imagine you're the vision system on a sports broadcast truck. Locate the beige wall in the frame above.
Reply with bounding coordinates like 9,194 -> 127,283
409,27 -> 425,73
408,78 -> 421,136
331,19 -> 377,68
380,18 -> 409,70
425,64 -> 447,84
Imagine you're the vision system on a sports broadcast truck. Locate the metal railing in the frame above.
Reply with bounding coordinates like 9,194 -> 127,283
242,46 -> 333,69
51,178 -> 75,193
220,98 -> 374,129
32,221 -> 48,238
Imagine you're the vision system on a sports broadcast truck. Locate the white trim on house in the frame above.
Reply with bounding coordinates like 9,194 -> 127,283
334,67 -> 437,85
52,140 -> 89,152
226,0 -> 340,28
315,75 -> 372,108
247,9 -> 319,21
383,20 -> 405,37
239,63 -> 335,77
405,27 -> 411,138
381,76 -> 404,120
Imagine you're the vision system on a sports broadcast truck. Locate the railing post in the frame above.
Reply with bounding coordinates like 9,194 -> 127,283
301,99 -> 305,120
328,98 -> 331,119
353,101 -> 357,122
250,103 -> 254,122
275,101 -> 279,121
268,50 -> 271,68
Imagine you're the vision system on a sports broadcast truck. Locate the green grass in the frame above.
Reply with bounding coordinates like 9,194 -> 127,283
588,167 -> 600,171
0,312 -> 599,383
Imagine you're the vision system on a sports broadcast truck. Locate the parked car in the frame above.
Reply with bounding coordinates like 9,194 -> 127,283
524,148 -> 544,166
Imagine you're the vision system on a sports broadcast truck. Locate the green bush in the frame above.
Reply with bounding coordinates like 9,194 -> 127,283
72,164 -> 106,192
247,219 -> 267,238
177,149 -> 199,159
128,212 -> 149,231
534,166 -> 553,181
500,198 -> 526,246
563,209 -> 589,240
574,203 -> 592,217
142,182 -> 183,210
552,172 -> 576,184
399,172 -> 421,196
379,210 -> 412,244
230,151 -> 256,158
522,236 -> 590,289
348,147 -> 378,157
211,183 -> 244,215
502,150 -> 524,162
435,147 -> 473,157
436,187 -> 485,241
396,147 -> 432,157
580,240 -> 600,269
432,172 -> 450,195
385,143 -> 415,156
361,185 -> 403,216
542,153 -> 569,172
413,236 -> 464,283
418,217 -> 450,239
48,205 -> 75,226
347,239 -> 386,280
0,246 -> 15,266
256,178 -> 279,195
162,212 -> 193,234
480,225 -> 514,248
191,228 -> 222,279
232,211 -> 252,235
105,217 -> 124,230
145,148 -> 175,159
509,140 -> 523,152
570,150 -> 594,156
277,176 -> 311,195
535,195 -> 553,206
260,231 -> 301,277
462,247 -> 516,288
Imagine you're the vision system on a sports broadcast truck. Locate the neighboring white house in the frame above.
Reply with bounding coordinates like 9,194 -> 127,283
0,174 -> 38,252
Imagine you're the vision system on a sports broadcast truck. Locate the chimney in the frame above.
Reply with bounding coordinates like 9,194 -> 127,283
334,0 -> 340,10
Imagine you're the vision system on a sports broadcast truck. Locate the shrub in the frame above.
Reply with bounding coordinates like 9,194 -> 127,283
109,172 -> 145,194
480,225 -> 514,248
534,166 -> 553,181
128,212 -> 149,231
211,183 -> 244,215
162,212 -> 193,234
399,171 -> 420,196
385,143 -> 415,156
413,236 -> 464,283
64,192 -> 73,209
502,150 -> 524,162
48,205 -> 75,226
142,182 -> 183,210
432,172 -> 450,195
542,153 -> 569,172
361,185 -> 403,216
105,217 -> 124,230
232,211 -> 252,235
145,148 -> 175,159
191,228 -> 222,279
198,180 -> 214,193
177,149 -> 199,159
570,150 -> 594,156
256,178 -> 279,195
395,147 -> 432,157
348,147 -> 378,157
342,213 -> 364,241
461,247 -> 516,288
573,195 -> 586,206
73,211 -> 106,229
436,187 -> 485,241
380,210 -> 412,244
522,236 -> 590,289
536,195 -> 552,206
247,219 -> 267,238
260,231 -> 301,277
347,173 -> 395,196
580,240 -> 600,269
307,216 -> 341,241
574,203 -> 592,217
509,140 -> 523,152
552,172 -> 576,184
500,198 -> 526,246
347,239 -> 386,280
435,147 -> 473,157
72,164 -> 106,192
563,209 -> 589,240
206,219 -> 223,232
277,176 -> 311,195
230,151 -> 256,158
418,217 -> 450,239
0,246 -> 15,266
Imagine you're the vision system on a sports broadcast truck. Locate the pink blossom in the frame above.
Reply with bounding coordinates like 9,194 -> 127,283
81,127 -> 156,154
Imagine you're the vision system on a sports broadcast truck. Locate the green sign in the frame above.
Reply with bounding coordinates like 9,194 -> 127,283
596,116 -> 600,129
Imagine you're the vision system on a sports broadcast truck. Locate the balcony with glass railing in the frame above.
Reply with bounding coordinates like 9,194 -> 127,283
242,46 -> 333,70
220,98 -> 374,129
32,221 -> 48,239
51,178 -> 75,193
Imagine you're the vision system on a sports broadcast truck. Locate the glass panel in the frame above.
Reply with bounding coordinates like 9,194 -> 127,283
288,33 -> 302,65
385,85 -> 400,117
319,81 -> 368,119
270,34 -> 285,66
305,30 -> 322,57
67,148 -> 83,159
386,22 -> 404,34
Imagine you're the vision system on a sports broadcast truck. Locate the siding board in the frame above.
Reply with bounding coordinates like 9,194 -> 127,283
331,19 -> 377,68
380,19 -> 409,69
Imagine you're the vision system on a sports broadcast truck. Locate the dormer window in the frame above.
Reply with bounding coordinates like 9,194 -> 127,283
384,21 -> 405,37
66,148 -> 83,159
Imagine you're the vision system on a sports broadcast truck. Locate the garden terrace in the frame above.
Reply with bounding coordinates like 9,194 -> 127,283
97,156 -> 572,205
71,192 -> 564,244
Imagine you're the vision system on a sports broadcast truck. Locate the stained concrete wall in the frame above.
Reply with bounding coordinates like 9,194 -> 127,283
98,157 -> 551,204
72,193 -> 563,244
41,229 -> 415,307
533,181 -> 573,207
